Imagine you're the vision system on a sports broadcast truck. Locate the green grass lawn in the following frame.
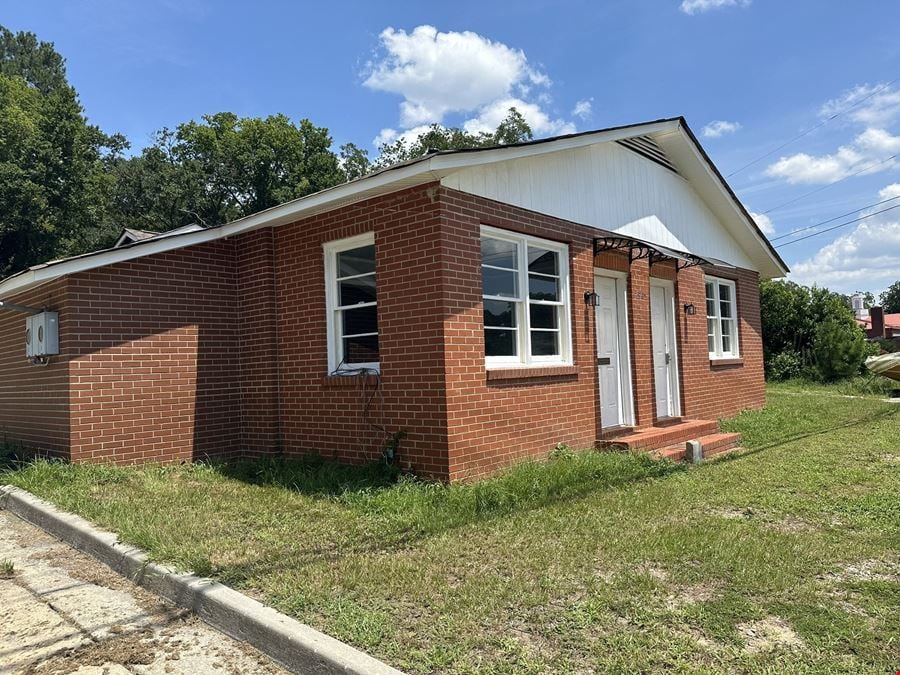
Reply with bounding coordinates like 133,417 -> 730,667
2,382 -> 899,673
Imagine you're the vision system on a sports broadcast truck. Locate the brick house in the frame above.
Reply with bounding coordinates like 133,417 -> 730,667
0,118 -> 788,481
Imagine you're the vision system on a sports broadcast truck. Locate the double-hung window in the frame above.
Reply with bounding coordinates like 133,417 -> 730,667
324,233 -> 378,371
480,225 -> 571,367
706,276 -> 739,359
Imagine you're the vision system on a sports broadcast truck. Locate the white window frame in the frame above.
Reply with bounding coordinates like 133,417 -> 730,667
323,232 -> 378,373
706,275 -> 739,359
480,225 -> 572,369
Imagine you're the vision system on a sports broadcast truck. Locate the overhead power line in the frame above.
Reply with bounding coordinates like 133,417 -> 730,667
770,194 -> 900,241
774,203 -> 900,248
725,78 -> 898,178
761,153 -> 899,215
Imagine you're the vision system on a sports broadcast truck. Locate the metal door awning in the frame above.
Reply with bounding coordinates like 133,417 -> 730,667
593,235 -> 735,271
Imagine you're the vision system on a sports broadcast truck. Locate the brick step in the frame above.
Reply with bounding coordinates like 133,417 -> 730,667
653,432 -> 743,462
596,419 -> 719,451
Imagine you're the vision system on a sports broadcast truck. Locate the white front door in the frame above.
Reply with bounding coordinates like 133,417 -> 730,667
595,274 -> 633,428
650,282 -> 680,419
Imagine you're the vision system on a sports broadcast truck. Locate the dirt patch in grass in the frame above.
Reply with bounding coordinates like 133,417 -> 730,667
838,559 -> 900,583
636,563 -> 670,582
665,582 -> 719,610
737,616 -> 804,653
710,507 -> 819,533
712,506 -> 753,520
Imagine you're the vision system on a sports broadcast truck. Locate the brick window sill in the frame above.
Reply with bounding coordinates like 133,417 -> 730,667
710,358 -> 743,368
322,374 -> 380,387
487,365 -> 578,381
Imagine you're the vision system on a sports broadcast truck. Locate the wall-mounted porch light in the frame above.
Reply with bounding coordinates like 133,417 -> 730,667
584,290 -> 600,307
683,303 -> 696,315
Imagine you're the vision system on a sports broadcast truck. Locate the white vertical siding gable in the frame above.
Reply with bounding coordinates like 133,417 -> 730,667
441,141 -> 757,270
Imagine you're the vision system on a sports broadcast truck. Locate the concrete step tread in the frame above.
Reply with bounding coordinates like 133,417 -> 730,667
597,419 -> 720,450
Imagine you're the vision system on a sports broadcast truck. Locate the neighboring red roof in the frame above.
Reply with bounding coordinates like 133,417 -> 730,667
857,313 -> 900,330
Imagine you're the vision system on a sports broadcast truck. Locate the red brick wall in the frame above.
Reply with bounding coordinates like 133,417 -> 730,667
675,266 -> 766,419
438,188 -> 766,480
0,279 -> 70,457
65,241 -> 243,464
273,185 -> 451,478
236,228 -> 281,456
439,189 -> 599,480
0,183 -> 766,479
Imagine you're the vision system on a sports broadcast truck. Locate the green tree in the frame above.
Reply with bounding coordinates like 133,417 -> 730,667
760,279 -> 868,381
880,281 -> 900,313
811,317 -> 869,381
0,26 -> 126,277
109,113 -> 346,231
339,143 -> 371,181
373,107 -> 533,169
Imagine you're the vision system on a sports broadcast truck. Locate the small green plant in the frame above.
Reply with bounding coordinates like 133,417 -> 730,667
0,559 -> 13,578
765,349 -> 804,381
549,442 -> 575,460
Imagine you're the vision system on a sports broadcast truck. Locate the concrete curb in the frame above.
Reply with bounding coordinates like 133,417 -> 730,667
0,485 -> 404,675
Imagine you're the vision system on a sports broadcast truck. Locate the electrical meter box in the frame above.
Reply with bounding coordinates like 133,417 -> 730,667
25,311 -> 59,357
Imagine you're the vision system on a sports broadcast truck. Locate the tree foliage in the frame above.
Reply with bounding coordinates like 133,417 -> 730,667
0,27 -> 539,279
879,280 -> 900,313
811,317 -> 869,381
760,279 -> 870,381
372,108 -> 533,170
109,113 -> 346,231
0,26 -> 126,277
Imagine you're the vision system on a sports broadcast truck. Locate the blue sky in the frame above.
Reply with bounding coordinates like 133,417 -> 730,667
3,0 -> 899,295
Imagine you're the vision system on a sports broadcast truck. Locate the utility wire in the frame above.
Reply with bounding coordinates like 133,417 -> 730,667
770,194 -> 900,241
774,203 -> 900,248
726,78 -> 898,178
761,153 -> 898,215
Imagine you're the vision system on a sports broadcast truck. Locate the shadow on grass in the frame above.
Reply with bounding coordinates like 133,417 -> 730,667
211,450 -> 686,542
204,450 -> 689,586
213,453 -> 401,497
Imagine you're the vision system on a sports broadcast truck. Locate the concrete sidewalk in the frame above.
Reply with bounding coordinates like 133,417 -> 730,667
0,510 -> 285,674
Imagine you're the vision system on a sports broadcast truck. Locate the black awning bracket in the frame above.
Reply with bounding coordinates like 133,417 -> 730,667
593,235 -> 731,272
593,236 -> 653,263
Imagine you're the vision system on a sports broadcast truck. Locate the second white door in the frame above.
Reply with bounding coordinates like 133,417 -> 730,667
650,282 -> 680,419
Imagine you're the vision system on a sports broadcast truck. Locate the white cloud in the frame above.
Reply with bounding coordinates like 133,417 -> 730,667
572,98 -> 593,120
789,183 -> 900,293
702,120 -> 742,138
372,125 -> 434,149
680,0 -> 750,15
749,211 -> 775,235
820,82 -> 900,128
364,25 -> 550,128
765,127 -> 900,184
363,25 -> 579,148
463,97 -> 576,138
